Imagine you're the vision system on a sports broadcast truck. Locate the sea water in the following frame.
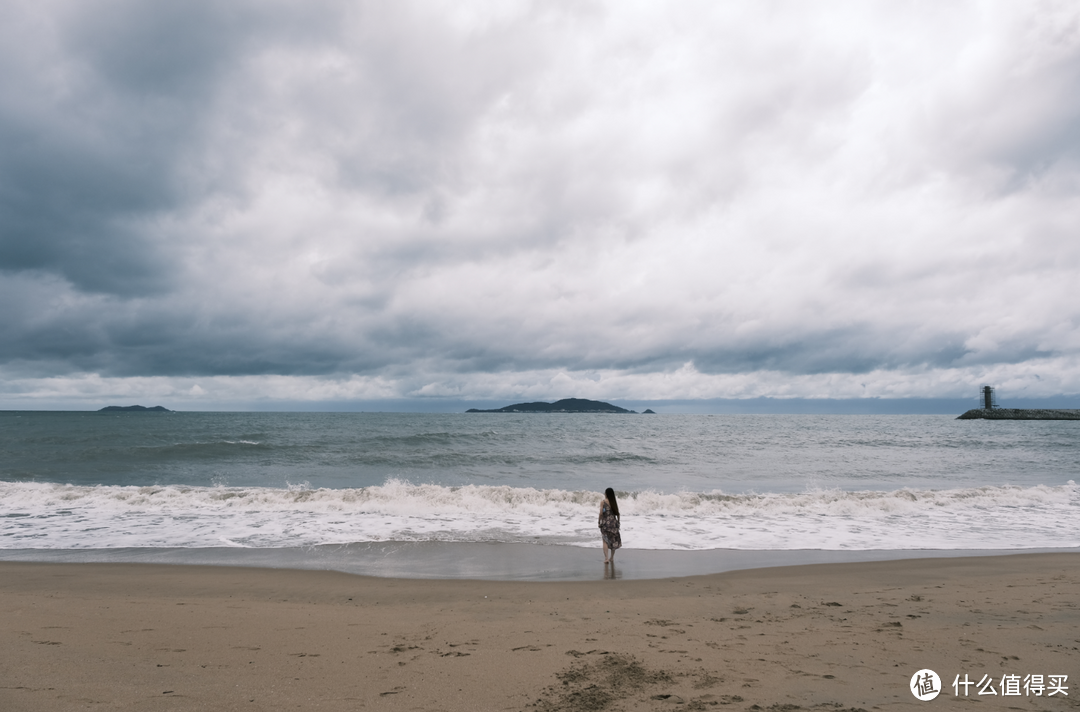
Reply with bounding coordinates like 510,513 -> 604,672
1,411 -> 1077,559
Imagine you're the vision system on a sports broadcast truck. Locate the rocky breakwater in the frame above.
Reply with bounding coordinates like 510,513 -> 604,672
957,408 -> 1080,420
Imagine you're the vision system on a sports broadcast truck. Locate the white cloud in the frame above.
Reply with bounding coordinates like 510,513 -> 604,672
2,1 -> 1079,407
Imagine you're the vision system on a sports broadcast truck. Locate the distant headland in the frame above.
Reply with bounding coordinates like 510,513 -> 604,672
467,398 -> 636,414
957,386 -> 1080,420
98,405 -> 172,412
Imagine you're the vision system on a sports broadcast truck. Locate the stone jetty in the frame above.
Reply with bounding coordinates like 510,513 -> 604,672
956,408 -> 1080,420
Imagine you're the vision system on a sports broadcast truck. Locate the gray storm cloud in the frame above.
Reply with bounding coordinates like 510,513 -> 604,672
2,0 -> 1079,406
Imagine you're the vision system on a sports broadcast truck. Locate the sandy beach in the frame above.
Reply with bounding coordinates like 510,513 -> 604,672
2,553 -> 1077,711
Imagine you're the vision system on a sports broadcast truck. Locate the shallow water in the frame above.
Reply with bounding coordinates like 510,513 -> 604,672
2,411 -> 1078,554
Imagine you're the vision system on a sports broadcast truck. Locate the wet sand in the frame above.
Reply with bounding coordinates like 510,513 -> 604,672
2,553 -> 1078,711
6,543 -> 1077,581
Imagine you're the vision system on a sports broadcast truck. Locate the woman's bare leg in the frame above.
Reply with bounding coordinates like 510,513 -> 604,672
602,540 -> 610,563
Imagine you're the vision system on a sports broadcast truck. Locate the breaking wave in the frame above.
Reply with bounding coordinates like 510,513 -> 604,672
2,480 -> 1077,551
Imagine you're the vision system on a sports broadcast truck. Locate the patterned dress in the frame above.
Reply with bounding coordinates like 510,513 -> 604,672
599,500 -> 621,550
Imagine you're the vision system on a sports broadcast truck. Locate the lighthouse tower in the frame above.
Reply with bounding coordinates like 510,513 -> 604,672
980,385 -> 997,410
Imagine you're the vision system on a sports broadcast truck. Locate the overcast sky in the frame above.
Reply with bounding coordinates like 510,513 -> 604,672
2,1 -> 1079,410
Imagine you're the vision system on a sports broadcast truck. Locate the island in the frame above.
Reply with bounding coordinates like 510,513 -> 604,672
98,405 -> 172,412
467,398 -> 635,414
956,408 -> 1080,420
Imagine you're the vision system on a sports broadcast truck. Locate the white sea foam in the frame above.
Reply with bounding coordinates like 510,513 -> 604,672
1,479 -> 1077,551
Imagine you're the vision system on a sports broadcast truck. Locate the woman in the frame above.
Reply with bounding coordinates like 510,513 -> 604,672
598,487 -> 621,563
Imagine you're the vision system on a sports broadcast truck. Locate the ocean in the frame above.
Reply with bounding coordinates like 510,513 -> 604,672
1,411 -> 1078,578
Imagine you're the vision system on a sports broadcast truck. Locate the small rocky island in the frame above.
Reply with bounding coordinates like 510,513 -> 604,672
467,398 -> 636,413
98,405 -> 172,412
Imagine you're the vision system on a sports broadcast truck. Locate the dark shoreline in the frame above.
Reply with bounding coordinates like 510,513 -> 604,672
957,408 -> 1080,420
3,543 -> 1078,581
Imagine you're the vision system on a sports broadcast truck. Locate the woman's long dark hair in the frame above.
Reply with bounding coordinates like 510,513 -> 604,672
604,487 -> 620,518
